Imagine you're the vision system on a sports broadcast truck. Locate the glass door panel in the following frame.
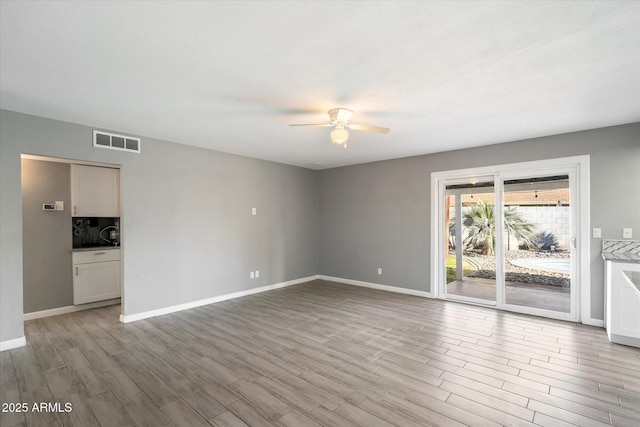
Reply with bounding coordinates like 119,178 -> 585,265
502,175 -> 571,313
445,178 -> 496,304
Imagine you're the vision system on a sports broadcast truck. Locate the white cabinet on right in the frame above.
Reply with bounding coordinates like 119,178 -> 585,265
71,164 -> 120,217
605,260 -> 640,347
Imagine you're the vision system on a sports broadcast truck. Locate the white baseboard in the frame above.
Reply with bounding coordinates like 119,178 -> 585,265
23,298 -> 121,321
581,317 -> 604,328
0,336 -> 26,352
120,275 -> 319,323
608,332 -> 640,348
318,275 -> 434,298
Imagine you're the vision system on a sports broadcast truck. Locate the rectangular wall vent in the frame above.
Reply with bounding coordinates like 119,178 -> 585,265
93,130 -> 141,153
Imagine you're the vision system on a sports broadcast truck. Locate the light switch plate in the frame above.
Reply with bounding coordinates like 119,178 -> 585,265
252,207 -> 256,215
592,228 -> 601,238
55,201 -> 64,211
623,228 -> 632,239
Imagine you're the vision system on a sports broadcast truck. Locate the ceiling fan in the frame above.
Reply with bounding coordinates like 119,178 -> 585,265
289,108 -> 390,147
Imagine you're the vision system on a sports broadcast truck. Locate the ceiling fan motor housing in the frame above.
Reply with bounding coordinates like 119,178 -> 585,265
329,108 -> 353,125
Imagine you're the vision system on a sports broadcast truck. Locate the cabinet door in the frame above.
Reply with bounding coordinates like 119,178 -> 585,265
71,165 -> 120,217
73,260 -> 121,305
609,262 -> 640,340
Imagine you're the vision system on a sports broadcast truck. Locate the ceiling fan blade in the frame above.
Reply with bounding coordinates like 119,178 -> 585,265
289,123 -> 333,127
347,123 -> 390,134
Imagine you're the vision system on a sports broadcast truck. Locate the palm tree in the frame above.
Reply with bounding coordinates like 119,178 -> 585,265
452,201 -> 537,255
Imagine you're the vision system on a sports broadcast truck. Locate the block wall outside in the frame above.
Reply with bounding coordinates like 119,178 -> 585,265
517,206 -> 571,249
449,205 -> 571,251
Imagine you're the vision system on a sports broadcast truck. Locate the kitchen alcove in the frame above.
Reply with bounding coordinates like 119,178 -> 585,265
21,155 -> 123,319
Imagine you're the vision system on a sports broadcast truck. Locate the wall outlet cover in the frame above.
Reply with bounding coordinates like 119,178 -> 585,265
623,228 -> 632,239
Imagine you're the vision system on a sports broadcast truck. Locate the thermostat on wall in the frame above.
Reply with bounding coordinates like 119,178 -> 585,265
42,201 -> 64,211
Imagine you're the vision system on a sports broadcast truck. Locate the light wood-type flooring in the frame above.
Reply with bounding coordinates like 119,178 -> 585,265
2,279 -> 640,426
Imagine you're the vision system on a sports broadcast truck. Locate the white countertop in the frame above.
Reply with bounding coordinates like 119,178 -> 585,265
601,252 -> 640,263
71,246 -> 120,252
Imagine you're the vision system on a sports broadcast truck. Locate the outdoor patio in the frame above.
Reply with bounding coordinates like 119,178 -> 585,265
447,276 -> 570,313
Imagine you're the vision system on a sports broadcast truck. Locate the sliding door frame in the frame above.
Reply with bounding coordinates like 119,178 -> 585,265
430,155 -> 591,323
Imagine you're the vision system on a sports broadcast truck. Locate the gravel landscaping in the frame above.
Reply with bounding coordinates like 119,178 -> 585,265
462,250 -> 570,287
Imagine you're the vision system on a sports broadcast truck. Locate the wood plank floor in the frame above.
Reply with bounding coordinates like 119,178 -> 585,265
3,279 -> 640,426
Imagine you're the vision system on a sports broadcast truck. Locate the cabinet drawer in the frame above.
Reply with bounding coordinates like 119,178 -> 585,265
73,249 -> 121,264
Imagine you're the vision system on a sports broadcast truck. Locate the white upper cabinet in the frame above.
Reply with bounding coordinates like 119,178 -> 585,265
71,165 -> 120,217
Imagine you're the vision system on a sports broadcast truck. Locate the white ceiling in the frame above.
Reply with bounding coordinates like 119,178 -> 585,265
1,1 -> 638,170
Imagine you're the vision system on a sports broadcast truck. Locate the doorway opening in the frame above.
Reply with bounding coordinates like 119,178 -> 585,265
20,154 -> 123,323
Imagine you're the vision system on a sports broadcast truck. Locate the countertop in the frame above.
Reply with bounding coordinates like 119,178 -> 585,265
601,252 -> 640,264
71,246 -> 121,252
623,270 -> 640,292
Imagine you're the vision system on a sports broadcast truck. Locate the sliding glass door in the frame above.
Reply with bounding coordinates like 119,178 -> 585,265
445,177 -> 497,305
502,175 -> 572,314
435,162 -> 580,322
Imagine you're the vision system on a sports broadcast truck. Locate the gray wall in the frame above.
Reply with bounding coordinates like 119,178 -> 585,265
1,108 -> 637,345
1,109 -> 319,343
319,123 -> 640,320
21,159 -> 73,313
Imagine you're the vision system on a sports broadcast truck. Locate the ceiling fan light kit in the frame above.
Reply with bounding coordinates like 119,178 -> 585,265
330,126 -> 349,145
290,108 -> 389,148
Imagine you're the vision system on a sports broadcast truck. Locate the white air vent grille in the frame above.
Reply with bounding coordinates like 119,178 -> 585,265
93,130 -> 141,153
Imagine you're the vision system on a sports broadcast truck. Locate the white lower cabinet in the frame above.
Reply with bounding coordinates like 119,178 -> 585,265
73,249 -> 121,305
605,260 -> 640,347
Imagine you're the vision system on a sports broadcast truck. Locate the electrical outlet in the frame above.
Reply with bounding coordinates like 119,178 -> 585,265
623,228 -> 632,239
592,228 -> 601,238
252,207 -> 257,215
250,272 -> 255,279
255,270 -> 259,278
377,267 -> 382,275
